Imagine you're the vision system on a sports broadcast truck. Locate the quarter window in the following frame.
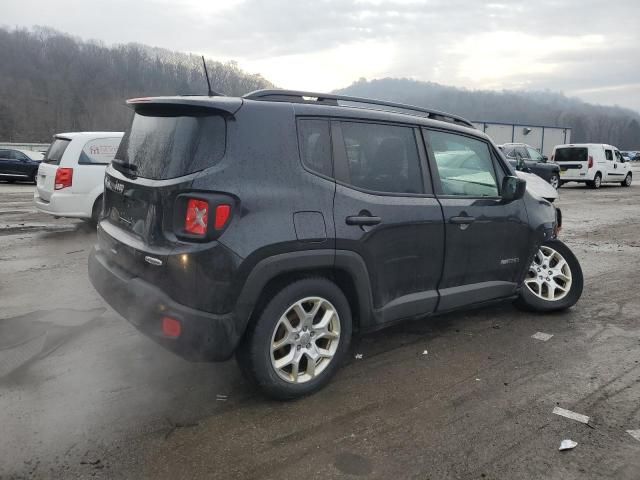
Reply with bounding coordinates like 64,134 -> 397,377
339,122 -> 424,194
297,119 -> 332,177
526,147 -> 544,162
425,130 -> 500,197
80,137 -> 122,165
605,149 -> 613,161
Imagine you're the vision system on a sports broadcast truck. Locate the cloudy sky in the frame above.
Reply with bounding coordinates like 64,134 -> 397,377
3,0 -> 640,110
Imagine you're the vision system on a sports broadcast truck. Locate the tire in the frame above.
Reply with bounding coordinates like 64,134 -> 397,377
515,239 -> 583,312
549,174 -> 560,189
236,277 -> 352,400
588,172 -> 602,189
621,173 -> 632,187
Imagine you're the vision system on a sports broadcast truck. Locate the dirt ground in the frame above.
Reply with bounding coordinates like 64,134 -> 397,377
1,168 -> 639,479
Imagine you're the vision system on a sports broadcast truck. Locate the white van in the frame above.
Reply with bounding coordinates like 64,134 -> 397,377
34,132 -> 124,222
552,143 -> 632,188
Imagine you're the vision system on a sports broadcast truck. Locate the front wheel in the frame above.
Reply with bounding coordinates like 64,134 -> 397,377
515,240 -> 583,312
236,277 -> 352,400
621,173 -> 632,187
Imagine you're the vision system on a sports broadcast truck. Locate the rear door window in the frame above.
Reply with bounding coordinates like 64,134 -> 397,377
526,147 -> 544,162
44,138 -> 71,165
337,121 -> 424,194
297,119 -> 332,178
554,147 -> 587,162
514,146 -> 529,159
79,137 -> 122,165
425,130 -> 500,197
116,108 -> 226,180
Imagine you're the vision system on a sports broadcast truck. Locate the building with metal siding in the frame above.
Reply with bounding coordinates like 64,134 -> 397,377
472,122 -> 571,157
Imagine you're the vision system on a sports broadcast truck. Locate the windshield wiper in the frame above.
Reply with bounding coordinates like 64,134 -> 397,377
112,159 -> 138,179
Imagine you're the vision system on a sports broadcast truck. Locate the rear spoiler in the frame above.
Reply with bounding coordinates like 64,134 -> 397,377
126,96 -> 243,115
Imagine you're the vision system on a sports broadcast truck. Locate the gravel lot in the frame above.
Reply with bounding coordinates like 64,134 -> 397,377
1,168 -> 640,479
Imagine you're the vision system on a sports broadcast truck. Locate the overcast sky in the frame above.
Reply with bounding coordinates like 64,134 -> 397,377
3,0 -> 640,111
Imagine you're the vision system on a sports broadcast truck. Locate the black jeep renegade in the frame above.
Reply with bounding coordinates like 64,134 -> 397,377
89,90 -> 583,399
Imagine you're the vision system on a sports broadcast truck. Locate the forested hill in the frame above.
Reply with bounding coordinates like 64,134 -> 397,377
336,78 -> 640,149
0,27 -> 273,142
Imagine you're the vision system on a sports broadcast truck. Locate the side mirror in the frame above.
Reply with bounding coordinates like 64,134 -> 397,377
502,176 -> 526,202
541,155 -> 548,163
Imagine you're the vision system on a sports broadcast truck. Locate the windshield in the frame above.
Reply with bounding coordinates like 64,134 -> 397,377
554,147 -> 588,162
115,109 -> 226,180
44,138 -> 71,165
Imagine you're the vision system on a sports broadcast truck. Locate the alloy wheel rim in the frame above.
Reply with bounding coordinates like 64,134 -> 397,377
524,246 -> 572,301
270,297 -> 341,384
595,175 -> 601,187
550,176 -> 559,189
626,175 -> 632,186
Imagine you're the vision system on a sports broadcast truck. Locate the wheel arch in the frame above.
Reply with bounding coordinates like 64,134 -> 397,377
233,249 -> 373,339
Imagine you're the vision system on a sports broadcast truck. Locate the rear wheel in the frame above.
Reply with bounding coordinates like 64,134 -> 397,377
516,240 -> 583,312
236,277 -> 352,400
549,174 -> 560,189
588,172 -> 602,189
621,173 -> 632,187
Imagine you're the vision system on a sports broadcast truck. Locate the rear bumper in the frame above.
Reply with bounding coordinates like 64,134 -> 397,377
88,246 -> 239,361
34,191 -> 92,218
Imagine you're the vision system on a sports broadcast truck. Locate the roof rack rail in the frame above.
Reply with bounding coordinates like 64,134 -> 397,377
243,89 -> 475,128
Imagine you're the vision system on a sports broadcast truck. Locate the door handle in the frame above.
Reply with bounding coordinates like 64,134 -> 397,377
346,215 -> 382,226
450,216 -> 475,225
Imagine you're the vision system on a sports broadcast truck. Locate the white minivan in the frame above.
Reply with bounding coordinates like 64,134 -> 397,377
34,132 -> 124,223
552,143 -> 632,189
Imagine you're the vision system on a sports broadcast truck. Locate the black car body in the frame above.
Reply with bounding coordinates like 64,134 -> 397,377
500,143 -> 561,188
89,90 -> 581,398
0,148 -> 42,183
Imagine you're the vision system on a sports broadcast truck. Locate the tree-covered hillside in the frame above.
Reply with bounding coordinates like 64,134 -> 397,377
0,27 -> 273,142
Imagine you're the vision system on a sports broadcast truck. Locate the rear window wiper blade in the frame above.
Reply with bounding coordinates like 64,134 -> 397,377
112,159 -> 138,178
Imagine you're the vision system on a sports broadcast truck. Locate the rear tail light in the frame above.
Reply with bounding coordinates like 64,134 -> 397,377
588,155 -> 594,168
185,199 -> 209,235
54,168 -> 73,190
178,195 -> 234,240
214,204 -> 231,230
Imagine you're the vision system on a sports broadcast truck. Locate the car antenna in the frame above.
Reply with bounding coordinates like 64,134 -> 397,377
201,55 -> 222,97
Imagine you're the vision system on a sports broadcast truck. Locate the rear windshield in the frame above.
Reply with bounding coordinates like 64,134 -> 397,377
44,138 -> 71,165
555,147 -> 587,163
115,108 -> 226,180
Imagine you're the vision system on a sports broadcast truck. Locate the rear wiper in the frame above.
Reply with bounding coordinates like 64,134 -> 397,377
112,159 -> 138,179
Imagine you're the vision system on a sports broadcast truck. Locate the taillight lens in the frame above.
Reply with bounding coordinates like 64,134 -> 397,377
185,199 -> 209,235
588,155 -> 594,168
175,194 -> 234,241
54,168 -> 73,190
214,204 -> 231,230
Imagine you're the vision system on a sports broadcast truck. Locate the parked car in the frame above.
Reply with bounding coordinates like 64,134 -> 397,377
34,132 -> 123,223
552,143 -> 632,188
621,151 -> 632,161
88,90 -> 583,399
0,148 -> 44,183
499,143 -> 561,189
515,170 -> 558,203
